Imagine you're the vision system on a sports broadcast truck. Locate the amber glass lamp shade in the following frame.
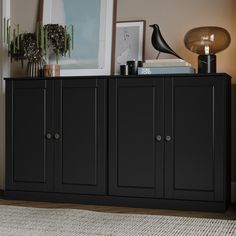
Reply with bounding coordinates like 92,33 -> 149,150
184,26 -> 231,73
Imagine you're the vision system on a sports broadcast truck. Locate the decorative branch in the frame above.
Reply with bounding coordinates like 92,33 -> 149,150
2,18 -> 74,66
42,23 -> 74,64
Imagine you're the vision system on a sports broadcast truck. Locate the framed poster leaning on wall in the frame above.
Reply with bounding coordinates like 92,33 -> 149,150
43,0 -> 116,76
114,20 -> 145,75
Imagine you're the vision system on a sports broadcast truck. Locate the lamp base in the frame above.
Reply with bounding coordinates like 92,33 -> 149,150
198,55 -> 216,73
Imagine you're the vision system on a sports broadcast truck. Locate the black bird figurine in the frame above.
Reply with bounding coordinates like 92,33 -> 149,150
150,24 -> 182,59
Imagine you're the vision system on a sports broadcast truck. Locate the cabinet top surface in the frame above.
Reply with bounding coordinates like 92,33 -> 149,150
4,73 -> 231,81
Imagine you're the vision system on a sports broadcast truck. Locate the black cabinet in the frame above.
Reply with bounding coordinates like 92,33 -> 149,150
5,74 -> 231,211
53,80 -> 107,195
164,77 -> 227,201
6,80 -> 54,192
109,79 -> 164,198
6,79 -> 107,195
108,75 -> 230,204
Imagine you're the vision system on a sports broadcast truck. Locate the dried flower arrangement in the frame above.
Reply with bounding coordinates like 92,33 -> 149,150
9,33 -> 44,65
41,24 -> 74,64
3,18 -> 74,76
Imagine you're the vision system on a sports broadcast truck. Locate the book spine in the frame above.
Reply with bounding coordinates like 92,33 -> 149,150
138,67 -> 195,74
143,63 -> 191,67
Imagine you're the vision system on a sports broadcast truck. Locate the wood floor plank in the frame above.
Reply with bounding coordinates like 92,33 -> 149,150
0,198 -> 235,220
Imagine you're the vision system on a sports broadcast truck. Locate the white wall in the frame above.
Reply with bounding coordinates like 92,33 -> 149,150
9,0 -> 236,79
0,0 -> 3,190
0,0 -> 10,190
10,0 -> 39,77
117,0 -> 236,81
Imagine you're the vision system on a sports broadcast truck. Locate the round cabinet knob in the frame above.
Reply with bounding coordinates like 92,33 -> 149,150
46,133 -> 52,140
156,135 -> 162,141
165,136 -> 171,142
54,133 -> 60,140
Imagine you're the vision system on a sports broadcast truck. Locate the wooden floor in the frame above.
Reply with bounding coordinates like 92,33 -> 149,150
0,198 -> 235,220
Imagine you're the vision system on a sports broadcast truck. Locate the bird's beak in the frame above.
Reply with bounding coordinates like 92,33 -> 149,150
149,24 -> 154,27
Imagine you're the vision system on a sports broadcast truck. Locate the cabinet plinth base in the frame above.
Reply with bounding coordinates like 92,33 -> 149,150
4,190 -> 228,212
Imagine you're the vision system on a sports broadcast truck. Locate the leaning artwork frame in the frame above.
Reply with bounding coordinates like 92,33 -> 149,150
43,0 -> 115,76
114,20 -> 145,75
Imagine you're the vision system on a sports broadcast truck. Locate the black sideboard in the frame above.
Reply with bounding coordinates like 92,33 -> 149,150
4,73 -> 231,212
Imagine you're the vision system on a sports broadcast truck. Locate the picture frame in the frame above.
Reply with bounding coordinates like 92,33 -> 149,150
114,20 -> 145,75
43,0 -> 116,76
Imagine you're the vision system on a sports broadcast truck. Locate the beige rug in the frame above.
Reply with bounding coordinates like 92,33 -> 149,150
0,205 -> 235,235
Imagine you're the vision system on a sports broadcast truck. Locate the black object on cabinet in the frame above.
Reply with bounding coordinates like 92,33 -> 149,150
6,78 -> 107,195
5,74 -> 231,212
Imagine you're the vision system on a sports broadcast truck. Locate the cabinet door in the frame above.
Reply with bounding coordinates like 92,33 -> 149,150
109,78 -> 164,198
54,79 -> 107,195
6,80 -> 54,192
165,77 -> 227,201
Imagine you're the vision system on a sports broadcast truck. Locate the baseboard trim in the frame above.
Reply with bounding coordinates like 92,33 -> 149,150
231,182 -> 236,203
2,184 -> 236,203
5,190 -> 228,212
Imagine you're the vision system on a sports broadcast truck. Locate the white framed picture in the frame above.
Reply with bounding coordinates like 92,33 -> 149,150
115,20 -> 145,75
43,0 -> 115,76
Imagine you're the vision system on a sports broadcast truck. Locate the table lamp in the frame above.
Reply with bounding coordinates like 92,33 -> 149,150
184,26 -> 231,73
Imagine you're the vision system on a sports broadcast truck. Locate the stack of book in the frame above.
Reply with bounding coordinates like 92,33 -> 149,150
138,59 -> 195,75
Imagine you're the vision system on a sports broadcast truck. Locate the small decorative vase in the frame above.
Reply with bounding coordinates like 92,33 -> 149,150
27,61 -> 44,77
43,64 -> 60,77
